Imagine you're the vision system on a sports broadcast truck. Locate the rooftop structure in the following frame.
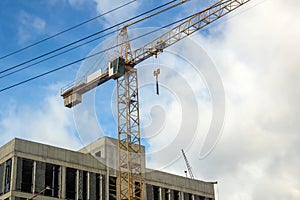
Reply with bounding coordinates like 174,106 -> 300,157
0,137 -> 215,200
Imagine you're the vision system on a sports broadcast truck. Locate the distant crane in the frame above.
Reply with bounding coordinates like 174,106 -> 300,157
181,149 -> 195,179
61,0 -> 251,199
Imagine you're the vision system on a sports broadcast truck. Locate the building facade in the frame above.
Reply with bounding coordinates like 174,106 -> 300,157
0,137 -> 215,200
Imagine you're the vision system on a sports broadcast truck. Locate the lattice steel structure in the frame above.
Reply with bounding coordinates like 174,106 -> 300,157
181,149 -> 195,179
117,68 -> 142,200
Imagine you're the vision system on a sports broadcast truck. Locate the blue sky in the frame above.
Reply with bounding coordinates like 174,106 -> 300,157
1,1 -> 300,200
0,0 -> 218,146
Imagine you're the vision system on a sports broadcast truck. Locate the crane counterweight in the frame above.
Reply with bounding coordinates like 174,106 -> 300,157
63,92 -> 82,108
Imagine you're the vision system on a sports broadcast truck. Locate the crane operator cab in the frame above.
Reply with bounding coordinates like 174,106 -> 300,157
108,56 -> 126,79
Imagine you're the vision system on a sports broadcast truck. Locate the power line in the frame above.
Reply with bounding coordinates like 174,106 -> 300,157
0,0 -> 258,93
0,0 -> 186,79
0,0 -> 137,61
0,0 -> 236,93
0,29 -> 117,79
0,0 -> 178,75
0,10 -> 198,93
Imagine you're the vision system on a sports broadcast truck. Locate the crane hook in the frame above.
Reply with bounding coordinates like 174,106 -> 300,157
153,68 -> 160,95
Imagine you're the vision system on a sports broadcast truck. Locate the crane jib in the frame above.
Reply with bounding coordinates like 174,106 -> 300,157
61,0 -> 251,109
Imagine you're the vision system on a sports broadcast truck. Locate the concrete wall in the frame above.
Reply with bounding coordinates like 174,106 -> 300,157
0,139 -> 15,164
79,136 -> 146,175
13,138 -> 107,173
0,138 -> 215,200
145,169 -> 214,198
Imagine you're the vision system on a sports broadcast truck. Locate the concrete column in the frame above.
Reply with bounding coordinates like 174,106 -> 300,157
0,162 -> 4,194
32,161 -> 36,194
58,166 -> 61,198
76,170 -> 80,200
159,187 -> 163,200
52,166 -> 55,197
99,175 -> 104,200
180,191 -> 185,200
9,157 -> 17,193
142,182 -> 147,200
166,189 -> 171,200
169,189 -> 174,200
60,166 -> 66,199
192,194 -> 195,200
15,158 -> 22,191
3,161 -> 6,193
106,168 -> 109,200
87,171 -> 90,200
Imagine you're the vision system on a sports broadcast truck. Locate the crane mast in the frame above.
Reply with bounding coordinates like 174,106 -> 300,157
117,27 -> 143,200
61,1 -> 251,199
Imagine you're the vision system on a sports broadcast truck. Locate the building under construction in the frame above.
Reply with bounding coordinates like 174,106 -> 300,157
0,1 -> 253,199
0,137 -> 215,200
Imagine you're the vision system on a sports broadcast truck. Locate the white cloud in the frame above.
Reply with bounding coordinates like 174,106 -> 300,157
119,0 -> 300,200
141,0 -> 300,199
0,84 -> 82,150
32,17 -> 46,31
18,11 -> 46,44
68,0 -> 86,9
4,0 -> 299,199
93,0 -> 140,27
33,0 -> 298,199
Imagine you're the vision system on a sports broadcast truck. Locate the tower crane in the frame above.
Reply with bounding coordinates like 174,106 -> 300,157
181,149 -> 195,179
61,0 -> 251,199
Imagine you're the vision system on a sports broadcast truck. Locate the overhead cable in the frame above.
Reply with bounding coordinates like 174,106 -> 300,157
0,0 -> 237,93
0,10 -> 200,93
0,0 -> 137,60
0,0 -> 179,75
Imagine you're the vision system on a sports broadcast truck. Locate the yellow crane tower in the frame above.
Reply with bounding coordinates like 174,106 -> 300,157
61,1 -> 251,199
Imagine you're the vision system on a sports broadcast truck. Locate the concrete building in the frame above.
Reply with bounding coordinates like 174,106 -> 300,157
0,137 -> 215,200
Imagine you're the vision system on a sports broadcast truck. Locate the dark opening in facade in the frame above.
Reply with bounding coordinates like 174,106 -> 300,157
146,184 -> 153,200
4,159 -> 12,193
78,170 -> 88,200
95,151 -> 101,158
109,176 -> 117,200
82,171 -> 87,200
173,190 -> 180,200
44,163 -> 59,198
135,181 -> 141,198
164,188 -> 169,200
66,167 -> 77,199
184,192 -> 193,200
21,158 -> 33,193
153,185 -> 160,200
89,172 -> 97,199
198,195 -> 206,200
